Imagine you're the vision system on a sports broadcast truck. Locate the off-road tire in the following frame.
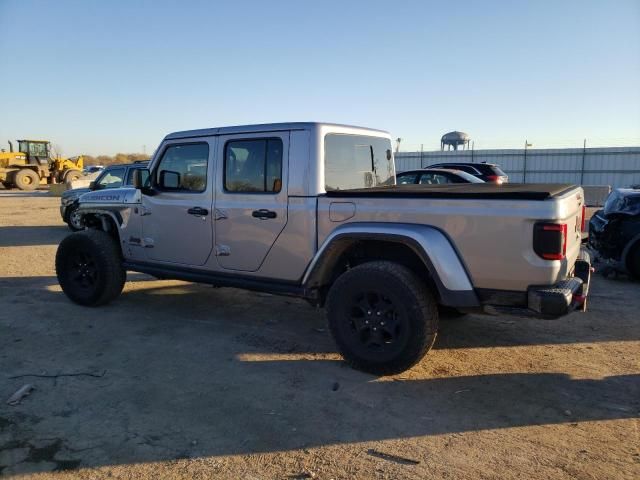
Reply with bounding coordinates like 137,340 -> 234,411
65,204 -> 83,231
64,169 -> 82,184
628,244 -> 640,280
326,261 -> 438,375
56,229 -> 126,306
14,169 -> 39,191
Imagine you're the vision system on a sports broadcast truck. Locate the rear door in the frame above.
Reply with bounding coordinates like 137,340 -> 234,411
141,140 -> 214,265
214,132 -> 289,271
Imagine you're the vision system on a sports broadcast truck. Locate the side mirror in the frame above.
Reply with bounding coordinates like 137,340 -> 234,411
89,181 -> 96,190
159,170 -> 180,189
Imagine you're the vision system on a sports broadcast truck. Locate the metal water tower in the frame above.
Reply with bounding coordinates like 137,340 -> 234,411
441,131 -> 471,151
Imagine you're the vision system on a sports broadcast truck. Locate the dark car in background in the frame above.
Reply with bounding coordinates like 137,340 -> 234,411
60,162 -> 149,231
589,187 -> 640,279
396,168 -> 484,185
427,162 -> 508,184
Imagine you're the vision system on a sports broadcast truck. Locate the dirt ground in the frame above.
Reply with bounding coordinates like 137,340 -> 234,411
0,190 -> 638,480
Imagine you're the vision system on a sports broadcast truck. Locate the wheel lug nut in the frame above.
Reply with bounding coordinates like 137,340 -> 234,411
376,311 -> 381,316
380,321 -> 385,326
367,310 -> 371,315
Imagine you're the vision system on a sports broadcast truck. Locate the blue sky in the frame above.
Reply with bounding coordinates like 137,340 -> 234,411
0,0 -> 639,155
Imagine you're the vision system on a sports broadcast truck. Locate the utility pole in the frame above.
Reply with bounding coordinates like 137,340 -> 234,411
580,138 -> 586,185
523,140 -> 531,183
420,144 -> 424,168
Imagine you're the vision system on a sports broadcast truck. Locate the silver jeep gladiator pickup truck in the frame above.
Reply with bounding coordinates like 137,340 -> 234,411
56,122 -> 591,374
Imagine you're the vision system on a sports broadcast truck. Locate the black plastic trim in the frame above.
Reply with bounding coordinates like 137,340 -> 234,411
324,183 -> 578,201
303,232 -> 480,308
122,260 -> 314,299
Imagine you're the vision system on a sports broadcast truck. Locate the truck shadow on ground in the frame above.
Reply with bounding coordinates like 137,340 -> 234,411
1,275 -> 639,473
0,189 -> 51,198
0,225 -> 68,247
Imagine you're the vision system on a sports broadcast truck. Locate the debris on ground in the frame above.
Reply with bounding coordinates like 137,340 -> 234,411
366,448 -> 420,465
6,384 -> 35,406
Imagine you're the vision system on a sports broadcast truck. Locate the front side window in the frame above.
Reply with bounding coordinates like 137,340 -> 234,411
97,168 -> 125,189
224,138 -> 283,193
324,134 -> 394,191
155,143 -> 209,192
19,141 -> 48,158
396,173 -> 418,185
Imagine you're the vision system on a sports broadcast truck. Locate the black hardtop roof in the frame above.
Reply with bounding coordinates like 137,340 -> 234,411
105,161 -> 149,169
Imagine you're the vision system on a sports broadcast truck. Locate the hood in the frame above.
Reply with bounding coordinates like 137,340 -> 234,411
62,187 -> 91,200
603,189 -> 640,217
79,187 -> 140,205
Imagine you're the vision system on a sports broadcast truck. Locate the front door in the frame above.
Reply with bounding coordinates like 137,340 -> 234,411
142,140 -> 214,266
214,132 -> 289,271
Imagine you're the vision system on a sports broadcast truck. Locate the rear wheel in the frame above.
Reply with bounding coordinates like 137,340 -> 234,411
56,229 -> 126,306
326,261 -> 438,375
628,244 -> 640,280
14,169 -> 39,191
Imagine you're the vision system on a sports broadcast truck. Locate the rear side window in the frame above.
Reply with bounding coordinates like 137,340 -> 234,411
474,164 -> 506,176
419,173 -> 453,185
224,138 -> 283,193
449,165 -> 480,175
489,165 -> 507,176
126,168 -> 149,186
155,143 -> 209,192
324,134 -> 394,191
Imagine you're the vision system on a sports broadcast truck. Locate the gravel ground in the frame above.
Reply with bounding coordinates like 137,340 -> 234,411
0,190 -> 638,479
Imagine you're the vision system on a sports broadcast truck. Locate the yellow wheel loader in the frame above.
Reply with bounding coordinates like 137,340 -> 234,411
0,139 -> 84,191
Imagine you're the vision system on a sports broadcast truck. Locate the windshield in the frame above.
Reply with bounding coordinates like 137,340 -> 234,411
324,134 -> 394,191
94,167 -> 126,189
18,141 -> 49,158
604,190 -> 640,216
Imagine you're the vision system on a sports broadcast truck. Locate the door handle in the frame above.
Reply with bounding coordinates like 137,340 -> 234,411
252,209 -> 277,219
187,207 -> 209,216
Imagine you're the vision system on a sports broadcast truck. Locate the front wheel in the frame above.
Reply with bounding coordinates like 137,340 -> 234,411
56,230 -> 126,306
66,205 -> 83,231
326,261 -> 438,375
628,244 -> 640,280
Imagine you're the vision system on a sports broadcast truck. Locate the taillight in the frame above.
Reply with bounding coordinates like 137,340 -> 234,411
581,205 -> 586,232
533,223 -> 567,260
486,175 -> 503,184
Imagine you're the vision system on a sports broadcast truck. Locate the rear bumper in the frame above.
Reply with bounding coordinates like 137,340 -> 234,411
483,249 -> 592,319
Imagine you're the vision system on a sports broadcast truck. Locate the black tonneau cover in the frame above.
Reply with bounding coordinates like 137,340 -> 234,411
325,183 -> 577,201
